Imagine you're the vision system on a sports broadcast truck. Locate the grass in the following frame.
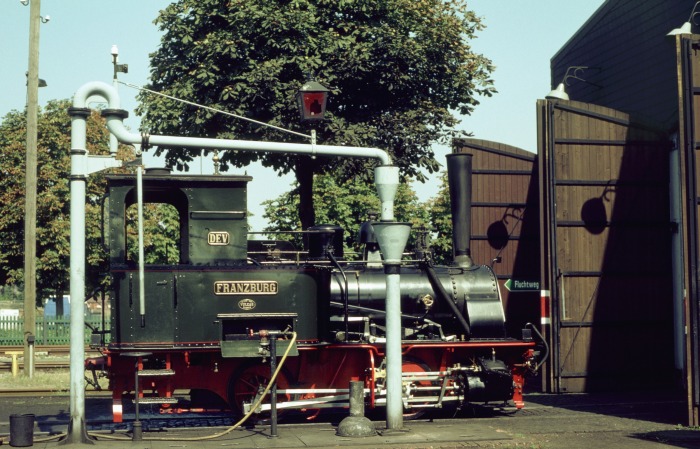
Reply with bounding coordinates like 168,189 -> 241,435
0,357 -> 109,391
0,368 -> 71,391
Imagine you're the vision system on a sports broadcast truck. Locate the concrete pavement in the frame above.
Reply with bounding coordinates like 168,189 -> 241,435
2,391 -> 699,448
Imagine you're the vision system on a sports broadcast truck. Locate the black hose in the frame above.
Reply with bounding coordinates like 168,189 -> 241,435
526,322 -> 550,371
423,263 -> 471,338
327,252 -> 349,342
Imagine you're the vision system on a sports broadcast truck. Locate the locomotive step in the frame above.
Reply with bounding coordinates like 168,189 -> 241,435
138,397 -> 179,405
137,369 -> 175,377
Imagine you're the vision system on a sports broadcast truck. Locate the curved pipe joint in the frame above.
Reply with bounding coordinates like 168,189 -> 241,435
73,81 -> 120,109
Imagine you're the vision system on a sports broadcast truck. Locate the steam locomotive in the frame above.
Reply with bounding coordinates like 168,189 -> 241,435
90,153 -> 545,423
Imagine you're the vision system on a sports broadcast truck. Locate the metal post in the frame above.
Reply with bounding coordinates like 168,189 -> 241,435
269,336 -> 278,438
27,334 -> 35,379
110,46 -> 119,156
132,358 -> 142,441
372,167 -> 404,430
137,166 -> 146,327
66,106 -> 91,445
119,352 -> 150,441
349,380 -> 365,417
385,264 -> 403,430
371,220 -> 410,431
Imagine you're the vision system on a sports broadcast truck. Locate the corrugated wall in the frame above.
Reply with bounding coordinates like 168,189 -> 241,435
550,0 -> 687,131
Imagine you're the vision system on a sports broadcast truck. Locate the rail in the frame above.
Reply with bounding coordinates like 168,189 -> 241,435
0,360 -> 70,370
0,345 -> 97,356
0,345 -> 102,371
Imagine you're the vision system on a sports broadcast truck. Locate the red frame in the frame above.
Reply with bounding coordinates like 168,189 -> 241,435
102,340 -> 537,423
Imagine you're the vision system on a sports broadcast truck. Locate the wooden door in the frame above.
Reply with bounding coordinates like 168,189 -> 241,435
538,100 -> 673,393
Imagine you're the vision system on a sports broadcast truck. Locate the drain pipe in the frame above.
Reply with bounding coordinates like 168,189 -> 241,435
372,221 -> 411,430
669,133 -> 685,377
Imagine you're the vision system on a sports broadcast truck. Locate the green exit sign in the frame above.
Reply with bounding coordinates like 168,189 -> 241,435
504,279 -> 540,292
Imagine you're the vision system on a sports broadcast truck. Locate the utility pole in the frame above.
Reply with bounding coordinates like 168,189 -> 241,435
23,0 -> 41,377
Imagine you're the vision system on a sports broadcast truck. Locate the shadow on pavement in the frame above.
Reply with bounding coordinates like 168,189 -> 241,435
632,429 -> 700,449
523,390 -> 687,425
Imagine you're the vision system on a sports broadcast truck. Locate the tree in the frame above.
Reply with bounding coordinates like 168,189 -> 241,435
0,100 -> 128,305
426,172 -> 453,265
262,174 -> 429,257
125,203 -> 181,264
138,0 -> 495,231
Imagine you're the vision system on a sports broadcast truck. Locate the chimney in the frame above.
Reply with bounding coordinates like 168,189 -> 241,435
446,153 -> 473,268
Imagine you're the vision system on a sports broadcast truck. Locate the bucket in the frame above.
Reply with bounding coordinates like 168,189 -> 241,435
9,414 -> 34,447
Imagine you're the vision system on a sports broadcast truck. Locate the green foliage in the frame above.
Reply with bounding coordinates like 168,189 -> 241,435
125,203 -> 181,264
0,285 -> 23,303
262,174 -> 431,257
0,100 -> 129,304
138,0 -> 494,228
426,173 -> 453,265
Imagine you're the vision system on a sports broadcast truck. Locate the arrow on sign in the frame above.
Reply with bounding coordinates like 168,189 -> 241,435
504,279 -> 540,292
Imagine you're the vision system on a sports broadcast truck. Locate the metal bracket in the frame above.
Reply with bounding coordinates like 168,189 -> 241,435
86,155 -> 122,175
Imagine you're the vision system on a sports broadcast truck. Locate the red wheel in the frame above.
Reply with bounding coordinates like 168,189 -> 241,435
401,358 -> 435,420
227,362 -> 292,417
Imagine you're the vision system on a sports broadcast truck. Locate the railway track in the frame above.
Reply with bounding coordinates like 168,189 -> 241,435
0,345 -> 102,370
0,344 -> 96,357
0,388 -> 110,396
0,359 -> 70,370
1,344 -> 101,355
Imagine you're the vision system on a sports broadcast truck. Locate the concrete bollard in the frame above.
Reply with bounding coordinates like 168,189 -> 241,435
337,381 -> 376,437
5,351 -> 23,377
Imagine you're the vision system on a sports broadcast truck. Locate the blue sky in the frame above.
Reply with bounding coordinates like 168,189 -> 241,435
0,0 -> 606,230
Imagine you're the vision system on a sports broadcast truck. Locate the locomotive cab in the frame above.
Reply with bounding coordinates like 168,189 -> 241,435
105,170 -> 328,350
107,169 -> 251,267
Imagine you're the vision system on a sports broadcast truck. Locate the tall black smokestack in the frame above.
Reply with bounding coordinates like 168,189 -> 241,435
446,153 -> 473,268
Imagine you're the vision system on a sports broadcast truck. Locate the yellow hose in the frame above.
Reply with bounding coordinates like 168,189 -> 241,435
90,331 -> 297,442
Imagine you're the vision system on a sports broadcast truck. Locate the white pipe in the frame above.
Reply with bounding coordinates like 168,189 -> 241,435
385,271 -> 403,429
66,82 -> 122,444
109,84 -> 119,155
71,82 -> 391,165
374,166 -> 399,221
67,107 -> 89,443
73,81 -> 120,109
105,115 -> 392,165
137,166 -> 146,325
